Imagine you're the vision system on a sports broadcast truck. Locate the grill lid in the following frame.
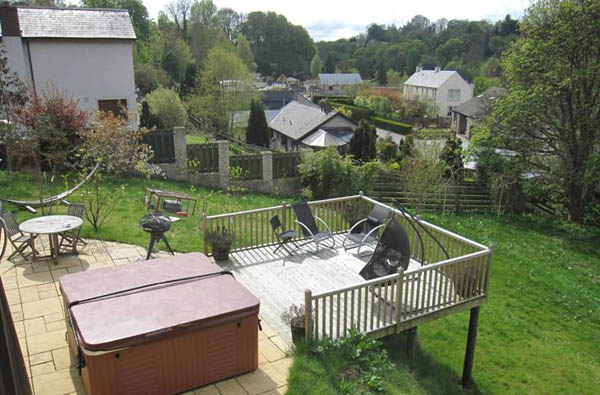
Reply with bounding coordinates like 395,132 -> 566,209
140,213 -> 171,232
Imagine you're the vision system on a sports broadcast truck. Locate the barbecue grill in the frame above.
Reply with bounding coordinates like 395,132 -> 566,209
139,214 -> 175,259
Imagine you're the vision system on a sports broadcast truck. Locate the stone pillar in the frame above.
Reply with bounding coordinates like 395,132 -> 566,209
173,127 -> 187,169
217,140 -> 229,189
261,151 -> 273,193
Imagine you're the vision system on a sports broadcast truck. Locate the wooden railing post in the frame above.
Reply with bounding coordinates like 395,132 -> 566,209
395,268 -> 404,333
484,245 -> 494,295
202,212 -> 208,255
281,203 -> 287,230
305,289 -> 312,341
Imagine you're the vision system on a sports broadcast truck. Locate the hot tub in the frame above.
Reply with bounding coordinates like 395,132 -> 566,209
59,253 -> 259,395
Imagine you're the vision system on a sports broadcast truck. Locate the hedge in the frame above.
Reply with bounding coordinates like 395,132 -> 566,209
328,101 -> 372,122
312,95 -> 353,104
369,117 -> 412,134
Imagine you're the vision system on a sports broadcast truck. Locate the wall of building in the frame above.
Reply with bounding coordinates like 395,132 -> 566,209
436,73 -> 473,117
25,38 -> 137,125
321,114 -> 357,129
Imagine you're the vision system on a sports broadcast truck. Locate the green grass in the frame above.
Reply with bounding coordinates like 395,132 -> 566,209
288,213 -> 600,394
0,171 -> 288,253
186,134 -> 213,145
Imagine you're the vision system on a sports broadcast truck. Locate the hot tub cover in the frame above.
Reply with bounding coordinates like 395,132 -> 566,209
59,253 -> 260,351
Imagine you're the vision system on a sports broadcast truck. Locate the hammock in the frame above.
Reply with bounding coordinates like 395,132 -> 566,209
0,163 -> 100,213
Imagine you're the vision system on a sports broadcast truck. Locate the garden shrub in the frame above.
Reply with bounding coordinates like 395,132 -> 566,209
298,146 -> 377,199
145,87 -> 187,129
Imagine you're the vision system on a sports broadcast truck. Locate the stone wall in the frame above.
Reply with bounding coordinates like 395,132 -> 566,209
156,129 -> 301,196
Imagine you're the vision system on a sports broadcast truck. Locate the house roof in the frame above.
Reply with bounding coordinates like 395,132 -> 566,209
15,7 -> 136,39
404,69 -> 458,88
302,128 -> 347,147
269,101 -> 339,141
452,87 -> 507,119
318,73 -> 362,86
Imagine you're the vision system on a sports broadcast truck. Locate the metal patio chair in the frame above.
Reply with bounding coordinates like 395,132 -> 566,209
0,212 -> 38,262
291,201 -> 335,252
359,218 -> 411,280
58,203 -> 86,253
342,204 -> 391,255
269,215 -> 298,255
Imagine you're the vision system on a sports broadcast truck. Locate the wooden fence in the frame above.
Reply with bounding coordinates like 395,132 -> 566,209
230,153 -> 263,180
143,129 -> 176,164
187,143 -> 219,173
273,152 -> 301,179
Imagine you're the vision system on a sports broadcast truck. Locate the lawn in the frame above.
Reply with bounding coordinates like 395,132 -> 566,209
0,170 -> 289,253
288,214 -> 600,394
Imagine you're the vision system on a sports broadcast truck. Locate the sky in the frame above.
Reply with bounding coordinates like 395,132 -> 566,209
143,0 -> 529,41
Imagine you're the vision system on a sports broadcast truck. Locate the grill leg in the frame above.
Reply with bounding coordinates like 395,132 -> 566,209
146,236 -> 157,260
161,235 -> 175,256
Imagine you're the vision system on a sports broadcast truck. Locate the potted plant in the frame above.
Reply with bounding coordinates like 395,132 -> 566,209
281,304 -> 307,344
205,226 -> 235,261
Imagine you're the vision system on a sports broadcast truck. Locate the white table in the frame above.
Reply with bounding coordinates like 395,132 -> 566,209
20,215 -> 83,262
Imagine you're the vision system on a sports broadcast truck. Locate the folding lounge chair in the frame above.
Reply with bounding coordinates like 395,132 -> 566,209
291,201 -> 335,252
269,215 -> 298,255
0,211 -> 38,262
343,204 -> 390,255
359,218 -> 411,280
58,203 -> 87,253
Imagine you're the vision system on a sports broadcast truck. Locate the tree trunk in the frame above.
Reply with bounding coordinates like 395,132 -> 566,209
565,181 -> 586,223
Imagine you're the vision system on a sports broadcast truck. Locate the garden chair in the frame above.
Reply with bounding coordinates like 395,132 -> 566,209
58,203 -> 86,253
359,218 -> 411,280
269,215 -> 298,255
291,201 -> 335,252
342,204 -> 390,255
0,211 -> 38,262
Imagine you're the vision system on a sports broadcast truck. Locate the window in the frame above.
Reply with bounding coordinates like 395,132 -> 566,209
447,89 -> 461,102
447,106 -> 453,116
98,99 -> 127,116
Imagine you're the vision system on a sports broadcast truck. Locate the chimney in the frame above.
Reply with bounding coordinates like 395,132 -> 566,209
434,66 -> 441,73
0,2 -> 21,37
416,65 -> 423,72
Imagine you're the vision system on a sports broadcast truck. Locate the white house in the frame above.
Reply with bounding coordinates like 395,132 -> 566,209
268,101 -> 357,152
0,5 -> 137,125
403,67 -> 473,117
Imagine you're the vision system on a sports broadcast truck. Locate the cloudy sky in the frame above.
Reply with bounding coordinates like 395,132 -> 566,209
143,0 -> 530,41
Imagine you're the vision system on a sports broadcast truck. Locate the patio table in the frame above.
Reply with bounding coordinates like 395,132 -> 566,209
19,215 -> 83,263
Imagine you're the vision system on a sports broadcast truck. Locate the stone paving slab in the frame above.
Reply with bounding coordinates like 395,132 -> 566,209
3,239 -> 292,395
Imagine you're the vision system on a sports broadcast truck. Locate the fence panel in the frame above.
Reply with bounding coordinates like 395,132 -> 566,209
143,129 -> 175,164
273,152 -> 301,179
230,154 -> 263,180
187,143 -> 219,173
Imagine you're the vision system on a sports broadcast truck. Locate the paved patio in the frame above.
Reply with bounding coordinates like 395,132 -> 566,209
1,237 -> 291,395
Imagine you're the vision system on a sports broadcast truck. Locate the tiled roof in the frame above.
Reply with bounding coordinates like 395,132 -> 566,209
16,7 -> 136,39
268,101 -> 338,141
318,73 -> 362,86
404,70 -> 457,88
452,87 -> 507,119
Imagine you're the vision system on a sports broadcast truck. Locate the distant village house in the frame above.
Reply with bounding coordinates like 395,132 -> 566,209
403,67 -> 473,118
452,87 -> 507,139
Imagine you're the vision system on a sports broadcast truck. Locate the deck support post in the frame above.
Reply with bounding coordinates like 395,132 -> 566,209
202,213 -> 208,255
406,327 -> 417,358
462,306 -> 480,388
304,289 -> 312,341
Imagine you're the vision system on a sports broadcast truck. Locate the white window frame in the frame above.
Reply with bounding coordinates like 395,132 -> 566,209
448,89 -> 461,101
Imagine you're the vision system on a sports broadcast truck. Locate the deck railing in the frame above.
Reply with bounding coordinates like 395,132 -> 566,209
203,194 -> 492,340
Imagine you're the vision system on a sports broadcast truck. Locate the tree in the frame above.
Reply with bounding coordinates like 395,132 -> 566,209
145,87 -> 188,128
192,46 -> 254,133
246,99 -> 269,147
217,7 -> 243,40
236,35 -> 256,71
490,0 -> 600,223
349,120 -> 377,162
242,11 -> 315,76
440,136 -> 464,179
377,60 -> 387,84
310,53 -> 323,78
166,0 -> 193,41
134,63 -> 173,94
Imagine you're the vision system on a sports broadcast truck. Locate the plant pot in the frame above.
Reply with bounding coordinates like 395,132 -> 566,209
212,247 -> 230,261
290,322 -> 305,344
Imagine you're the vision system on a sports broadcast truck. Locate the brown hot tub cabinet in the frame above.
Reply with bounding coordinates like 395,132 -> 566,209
59,253 -> 259,395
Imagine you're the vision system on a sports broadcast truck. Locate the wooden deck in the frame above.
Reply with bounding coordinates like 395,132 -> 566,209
218,235 -> 434,346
